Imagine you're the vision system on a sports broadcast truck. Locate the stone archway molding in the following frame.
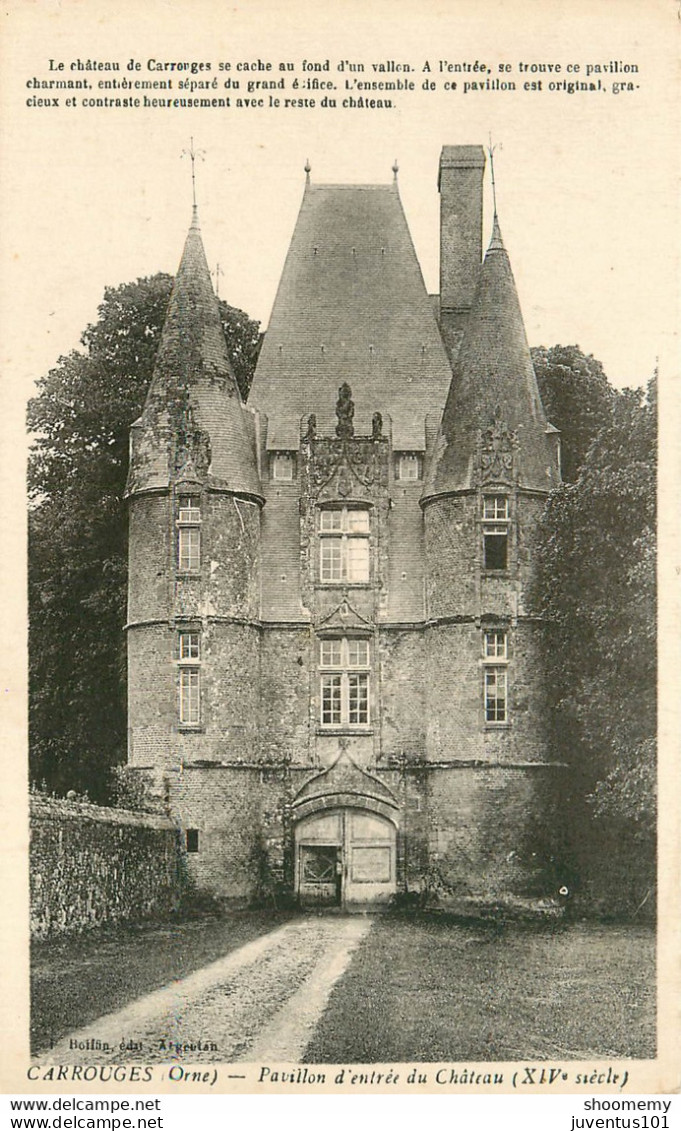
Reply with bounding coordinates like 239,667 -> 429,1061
293,791 -> 399,826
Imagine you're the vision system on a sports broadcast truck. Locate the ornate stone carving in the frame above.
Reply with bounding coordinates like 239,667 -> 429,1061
174,403 -> 212,479
307,438 -> 387,497
372,412 -> 383,440
477,406 -> 518,483
335,382 -> 355,439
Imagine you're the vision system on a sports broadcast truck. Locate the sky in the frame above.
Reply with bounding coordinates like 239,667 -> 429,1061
2,0 -> 678,415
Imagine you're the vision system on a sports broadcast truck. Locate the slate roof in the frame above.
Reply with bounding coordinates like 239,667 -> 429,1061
247,182 -> 454,450
127,208 -> 262,499
423,217 -> 560,498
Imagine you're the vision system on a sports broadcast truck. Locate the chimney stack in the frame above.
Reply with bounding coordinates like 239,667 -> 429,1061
438,145 -> 486,358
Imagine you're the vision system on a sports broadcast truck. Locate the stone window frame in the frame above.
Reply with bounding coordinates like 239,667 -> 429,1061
481,493 -> 510,573
318,635 -> 371,729
176,492 -> 202,574
318,505 -> 371,586
482,627 -> 510,726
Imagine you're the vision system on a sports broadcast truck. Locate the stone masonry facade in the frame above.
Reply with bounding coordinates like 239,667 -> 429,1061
125,145 -> 563,908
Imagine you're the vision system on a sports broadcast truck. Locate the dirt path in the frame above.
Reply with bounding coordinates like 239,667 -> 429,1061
39,916 -> 372,1065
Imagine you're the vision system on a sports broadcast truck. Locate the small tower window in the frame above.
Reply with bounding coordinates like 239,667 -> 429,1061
482,494 -> 509,571
186,828 -> 199,853
178,629 -> 201,726
178,495 -> 201,523
484,629 -> 507,660
396,453 -> 421,481
178,528 -> 201,572
179,669 -> 200,725
482,628 -> 509,725
271,452 -> 295,481
179,631 -> 200,661
177,494 -> 201,573
484,668 -> 508,724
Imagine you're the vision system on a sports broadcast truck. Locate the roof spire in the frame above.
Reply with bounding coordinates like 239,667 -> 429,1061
305,157 -> 311,184
486,135 -> 505,251
487,134 -> 500,219
422,158 -> 560,500
392,158 -> 399,181
182,137 -> 205,225
126,207 -> 263,501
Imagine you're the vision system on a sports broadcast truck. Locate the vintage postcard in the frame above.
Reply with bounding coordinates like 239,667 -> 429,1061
1,0 -> 678,1098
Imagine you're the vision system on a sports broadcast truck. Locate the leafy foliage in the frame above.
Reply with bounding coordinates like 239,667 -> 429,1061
531,375 -> 656,904
531,344 -> 614,482
28,274 -> 260,801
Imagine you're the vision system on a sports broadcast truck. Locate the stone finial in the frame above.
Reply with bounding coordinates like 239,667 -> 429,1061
372,411 -> 383,440
306,413 -> 317,440
335,382 -> 355,439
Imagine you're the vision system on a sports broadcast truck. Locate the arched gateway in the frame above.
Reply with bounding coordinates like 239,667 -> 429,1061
292,754 -> 399,909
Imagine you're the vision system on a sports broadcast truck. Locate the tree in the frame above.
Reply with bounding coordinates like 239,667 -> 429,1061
531,344 -> 614,482
531,377 -> 657,911
28,275 -> 260,801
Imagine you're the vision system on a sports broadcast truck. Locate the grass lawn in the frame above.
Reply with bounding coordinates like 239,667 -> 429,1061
30,910 -> 292,1055
303,916 -> 656,1063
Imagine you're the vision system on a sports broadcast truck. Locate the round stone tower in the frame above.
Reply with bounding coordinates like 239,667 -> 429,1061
124,208 -> 264,882
420,212 -> 563,899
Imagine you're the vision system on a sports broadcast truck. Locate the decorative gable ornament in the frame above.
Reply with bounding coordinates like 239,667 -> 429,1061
477,406 -> 518,484
315,593 -> 373,631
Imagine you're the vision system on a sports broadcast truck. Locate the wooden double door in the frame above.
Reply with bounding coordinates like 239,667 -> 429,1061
295,808 -> 396,909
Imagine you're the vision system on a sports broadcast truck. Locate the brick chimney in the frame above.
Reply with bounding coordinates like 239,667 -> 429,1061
438,145 -> 486,359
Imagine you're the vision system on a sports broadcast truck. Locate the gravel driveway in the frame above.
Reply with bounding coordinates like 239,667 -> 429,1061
39,915 -> 371,1065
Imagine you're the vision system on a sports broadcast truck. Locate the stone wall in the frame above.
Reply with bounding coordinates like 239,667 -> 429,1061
30,795 -> 181,939
426,764 -> 565,897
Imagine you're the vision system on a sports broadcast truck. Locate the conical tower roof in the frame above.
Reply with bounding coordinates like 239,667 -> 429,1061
126,208 -> 262,500
422,216 -> 560,499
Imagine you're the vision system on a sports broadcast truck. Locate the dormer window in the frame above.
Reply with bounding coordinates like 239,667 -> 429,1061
396,453 -> 421,481
482,495 -> 509,571
271,452 -> 295,481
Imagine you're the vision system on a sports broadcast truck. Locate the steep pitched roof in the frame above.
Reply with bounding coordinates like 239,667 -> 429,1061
247,182 -> 454,449
423,217 -> 560,498
126,208 -> 262,499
